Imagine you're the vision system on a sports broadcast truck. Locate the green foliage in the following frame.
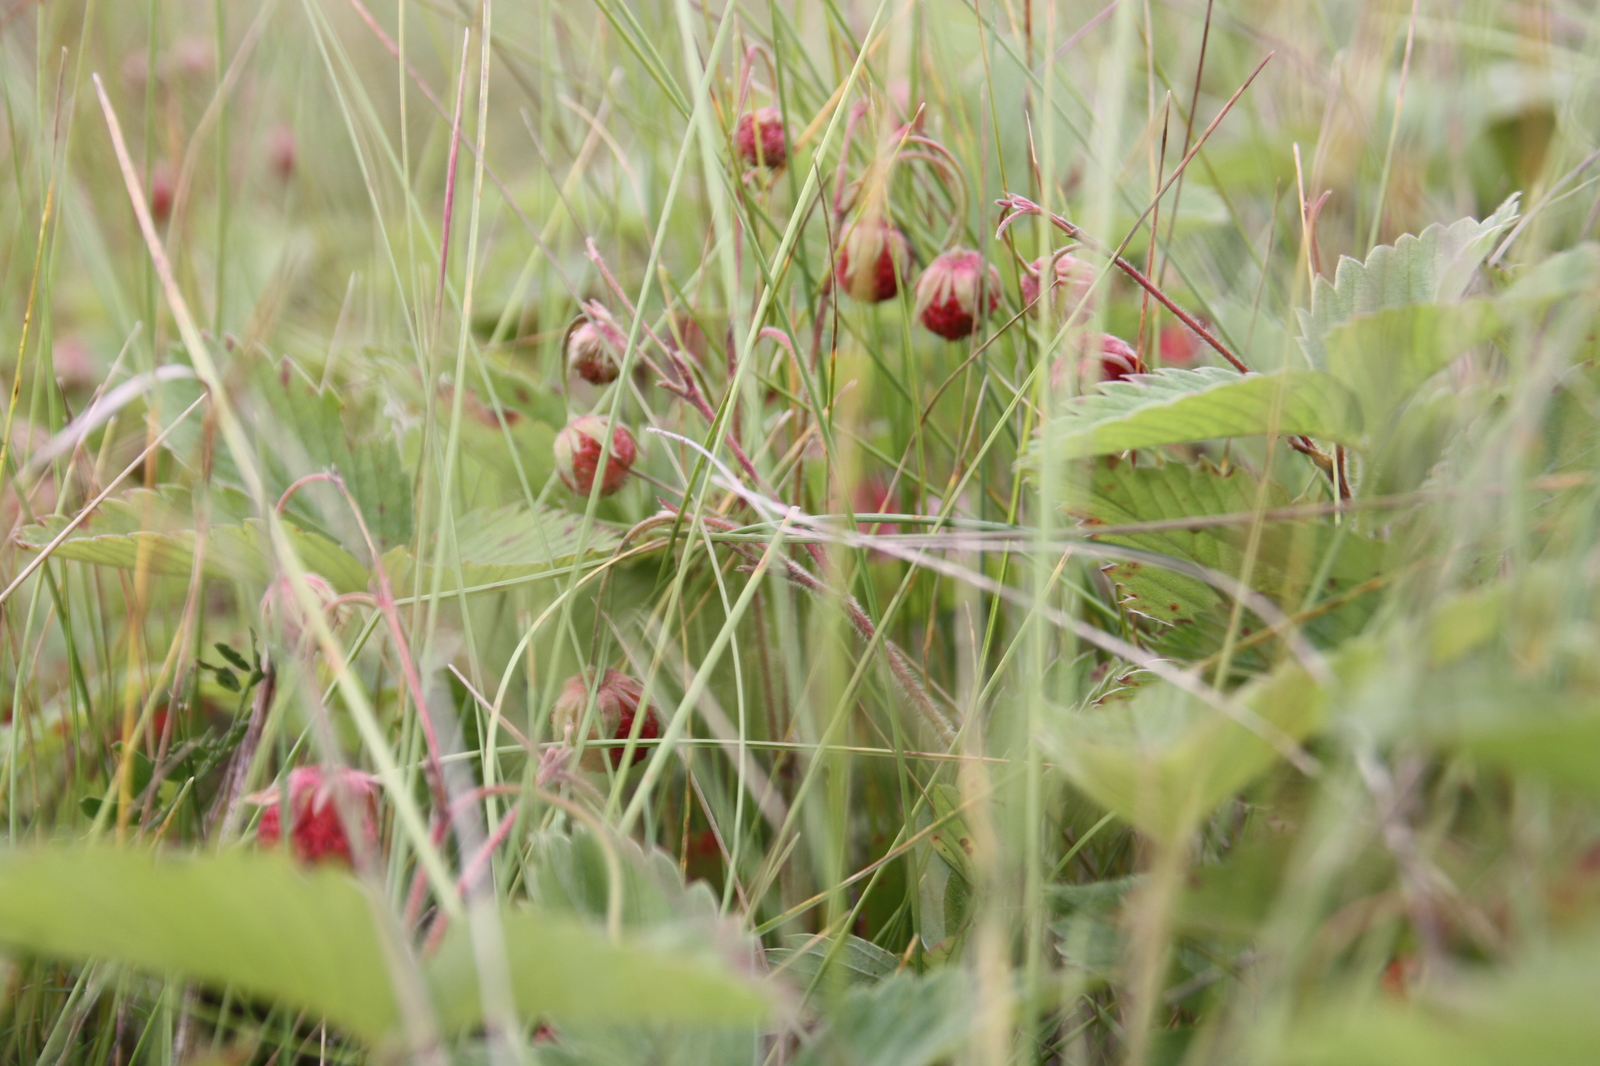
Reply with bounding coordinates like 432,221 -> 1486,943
1030,367 -> 1363,460
0,846 -> 767,1044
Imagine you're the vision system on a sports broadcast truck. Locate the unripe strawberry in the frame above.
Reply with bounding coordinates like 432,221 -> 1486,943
834,218 -> 912,303
1051,333 -> 1144,390
734,107 -> 787,169
915,249 -> 1001,340
1020,252 -> 1095,316
550,668 -> 661,770
259,571 -> 344,651
252,766 -> 380,867
553,415 -> 638,497
565,320 -> 621,385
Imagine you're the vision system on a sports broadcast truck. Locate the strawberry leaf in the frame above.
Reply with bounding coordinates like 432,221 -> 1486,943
1026,367 -> 1363,463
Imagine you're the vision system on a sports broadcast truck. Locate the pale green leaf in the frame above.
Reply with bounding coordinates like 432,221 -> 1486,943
1321,300 -> 1501,427
1047,663 -> 1325,842
1298,195 -> 1519,364
0,847 -> 403,1041
381,504 -> 630,596
426,908 -> 770,1031
1029,368 -> 1363,462
13,490 -> 368,593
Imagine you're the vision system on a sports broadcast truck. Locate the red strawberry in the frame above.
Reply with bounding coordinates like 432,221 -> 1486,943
149,160 -> 175,223
734,107 -> 787,168
553,415 -> 638,497
1158,321 -> 1202,366
266,122 -> 296,181
1052,333 -> 1145,390
551,668 -> 661,770
253,766 -> 380,867
834,218 -> 912,303
1020,251 -> 1095,317
915,249 -> 1001,340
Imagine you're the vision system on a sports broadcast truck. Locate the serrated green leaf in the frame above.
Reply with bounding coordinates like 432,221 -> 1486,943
1029,368 -> 1363,462
1072,461 -> 1387,646
767,933 -> 901,986
1321,300 -> 1501,427
13,490 -> 368,593
795,970 -> 972,1066
426,908 -> 769,1031
1298,195 -> 1519,365
1047,663 -> 1325,843
0,847 -> 403,1041
382,504 -> 631,596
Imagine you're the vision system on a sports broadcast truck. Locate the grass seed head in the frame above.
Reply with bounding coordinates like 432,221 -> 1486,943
554,415 -> 637,497
915,249 -> 1001,340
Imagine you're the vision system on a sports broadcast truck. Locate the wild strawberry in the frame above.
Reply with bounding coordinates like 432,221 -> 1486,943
1052,333 -> 1144,390
734,107 -> 787,169
565,320 -> 621,385
1020,252 -> 1095,317
915,249 -> 1001,340
251,766 -> 380,867
834,218 -> 912,303
550,668 -> 661,771
266,123 -> 296,181
553,415 -> 638,497
150,161 -> 175,223
259,571 -> 344,651
1158,321 -> 1202,366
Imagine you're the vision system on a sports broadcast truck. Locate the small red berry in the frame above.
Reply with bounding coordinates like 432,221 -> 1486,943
266,123 -> 296,181
253,766 -> 380,867
1052,333 -> 1144,390
1158,321 -> 1202,366
834,218 -> 912,303
734,107 -> 787,169
1020,252 -> 1095,316
553,415 -> 638,497
565,320 -> 621,385
915,249 -> 1001,340
149,161 -> 175,223
550,668 -> 661,770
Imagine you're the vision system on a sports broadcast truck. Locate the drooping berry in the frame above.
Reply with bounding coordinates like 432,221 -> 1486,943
565,320 -> 622,385
834,218 -> 912,303
550,668 -> 661,771
1020,251 -> 1096,317
734,107 -> 787,169
553,416 -> 638,497
1052,333 -> 1145,390
150,160 -> 175,223
1158,321 -> 1202,367
252,766 -> 380,867
266,122 -> 296,181
259,571 -> 344,652
915,249 -> 1001,340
